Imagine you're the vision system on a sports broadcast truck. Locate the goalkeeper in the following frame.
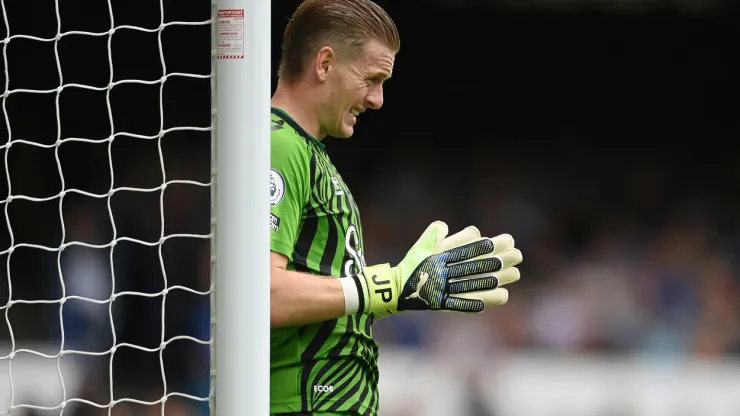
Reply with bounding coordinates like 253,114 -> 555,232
269,1 -> 523,415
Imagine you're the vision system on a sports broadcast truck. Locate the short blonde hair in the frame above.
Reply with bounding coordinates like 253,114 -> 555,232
278,0 -> 400,82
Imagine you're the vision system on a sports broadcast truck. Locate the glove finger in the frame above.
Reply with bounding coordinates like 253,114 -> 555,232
412,221 -> 449,251
493,267 -> 520,286
443,235 -> 516,263
447,256 -> 503,279
447,275 -> 498,294
435,226 -> 481,254
443,238 -> 494,263
443,296 -> 485,313
446,249 -> 523,278
488,234 -> 515,255
454,288 -> 509,307
447,268 -> 520,294
496,248 -> 523,268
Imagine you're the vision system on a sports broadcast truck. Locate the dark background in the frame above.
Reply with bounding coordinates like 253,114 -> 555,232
0,0 -> 738,414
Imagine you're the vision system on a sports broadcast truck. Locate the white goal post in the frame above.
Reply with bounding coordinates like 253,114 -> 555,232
213,0 -> 271,415
0,0 -> 270,414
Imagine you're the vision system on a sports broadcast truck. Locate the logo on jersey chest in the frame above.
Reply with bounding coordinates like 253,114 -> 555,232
313,384 -> 334,393
344,224 -> 366,277
330,176 -> 345,196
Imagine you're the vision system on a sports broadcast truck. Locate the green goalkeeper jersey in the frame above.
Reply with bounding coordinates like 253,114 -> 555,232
269,108 -> 379,415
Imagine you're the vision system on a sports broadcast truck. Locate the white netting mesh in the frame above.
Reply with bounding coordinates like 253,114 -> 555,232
0,0 -> 213,414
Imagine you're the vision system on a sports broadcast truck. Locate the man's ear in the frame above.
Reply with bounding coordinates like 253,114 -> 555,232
314,46 -> 336,82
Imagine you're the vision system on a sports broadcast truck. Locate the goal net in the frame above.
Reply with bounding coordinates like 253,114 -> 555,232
0,0 -> 217,414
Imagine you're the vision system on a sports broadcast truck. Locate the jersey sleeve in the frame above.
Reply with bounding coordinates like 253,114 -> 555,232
269,128 -> 311,261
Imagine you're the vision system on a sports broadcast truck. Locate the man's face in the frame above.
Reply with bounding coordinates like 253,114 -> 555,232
318,40 -> 395,139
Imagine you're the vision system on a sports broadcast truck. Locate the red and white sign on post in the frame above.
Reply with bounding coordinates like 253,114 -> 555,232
217,9 -> 244,59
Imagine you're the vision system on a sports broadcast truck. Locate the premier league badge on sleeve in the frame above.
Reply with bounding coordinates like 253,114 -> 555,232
270,169 -> 286,206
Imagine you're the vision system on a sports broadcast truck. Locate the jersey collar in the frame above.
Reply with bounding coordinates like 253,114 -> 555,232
271,107 -> 326,150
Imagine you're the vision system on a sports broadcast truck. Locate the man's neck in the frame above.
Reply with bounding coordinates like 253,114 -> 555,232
271,82 -> 323,140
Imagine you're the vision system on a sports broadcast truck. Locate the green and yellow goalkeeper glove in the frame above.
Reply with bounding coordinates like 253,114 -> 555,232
340,221 -> 522,316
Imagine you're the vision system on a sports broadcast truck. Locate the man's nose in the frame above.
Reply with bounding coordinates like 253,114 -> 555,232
365,86 -> 384,110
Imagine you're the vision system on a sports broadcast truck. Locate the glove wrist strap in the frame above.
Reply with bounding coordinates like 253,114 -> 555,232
339,277 -> 361,315
360,263 -> 397,314
340,263 -> 397,315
